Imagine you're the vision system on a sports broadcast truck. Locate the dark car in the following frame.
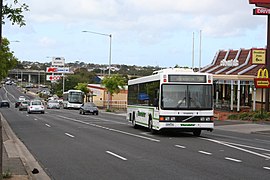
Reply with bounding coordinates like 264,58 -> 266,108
15,100 -> 21,108
0,100 -> 10,108
79,102 -> 98,115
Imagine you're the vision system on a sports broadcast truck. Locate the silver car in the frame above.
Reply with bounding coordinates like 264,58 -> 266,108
47,100 -> 60,109
19,100 -> 29,111
27,100 -> 45,114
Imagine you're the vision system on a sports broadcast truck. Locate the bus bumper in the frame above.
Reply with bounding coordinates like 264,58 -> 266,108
158,122 -> 214,131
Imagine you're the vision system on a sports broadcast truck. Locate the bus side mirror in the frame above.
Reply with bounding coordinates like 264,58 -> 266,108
153,98 -> 159,107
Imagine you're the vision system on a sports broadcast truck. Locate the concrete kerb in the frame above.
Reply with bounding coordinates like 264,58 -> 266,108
1,114 -> 51,180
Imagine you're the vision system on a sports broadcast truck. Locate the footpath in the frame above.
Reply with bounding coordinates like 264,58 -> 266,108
2,115 -> 50,180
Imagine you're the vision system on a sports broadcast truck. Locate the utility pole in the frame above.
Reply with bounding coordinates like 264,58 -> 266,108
0,0 -> 3,178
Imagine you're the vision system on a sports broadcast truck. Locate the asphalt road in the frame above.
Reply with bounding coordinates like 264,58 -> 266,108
1,85 -> 270,180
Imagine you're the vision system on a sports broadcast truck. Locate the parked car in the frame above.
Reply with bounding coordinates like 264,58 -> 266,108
47,100 -> 60,109
0,100 -> 10,108
27,100 -> 45,114
79,102 -> 98,115
19,100 -> 29,111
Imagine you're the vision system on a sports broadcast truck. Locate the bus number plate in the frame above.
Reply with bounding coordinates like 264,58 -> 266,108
166,123 -> 174,127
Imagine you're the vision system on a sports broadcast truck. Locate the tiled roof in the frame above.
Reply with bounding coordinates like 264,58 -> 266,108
201,48 -> 265,76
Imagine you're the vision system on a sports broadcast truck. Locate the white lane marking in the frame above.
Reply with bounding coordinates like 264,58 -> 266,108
90,116 -> 127,125
65,133 -> 75,138
222,141 -> 270,152
201,138 -> 270,160
106,151 -> 127,161
45,124 -> 51,128
263,166 -> 270,170
34,118 -> 38,121
254,138 -> 270,143
57,115 -> 90,125
93,124 -> 160,142
175,145 -> 186,149
225,157 -> 242,163
57,115 -> 160,142
199,151 -> 212,155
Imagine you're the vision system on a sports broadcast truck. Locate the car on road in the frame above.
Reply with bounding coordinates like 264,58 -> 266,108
0,100 -> 10,108
19,100 -> 29,111
27,100 -> 45,114
79,102 -> 99,115
47,100 -> 60,109
15,100 -> 22,108
19,96 -> 26,101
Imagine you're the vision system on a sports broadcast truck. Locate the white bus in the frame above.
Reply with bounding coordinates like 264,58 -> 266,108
63,90 -> 84,109
127,68 -> 214,136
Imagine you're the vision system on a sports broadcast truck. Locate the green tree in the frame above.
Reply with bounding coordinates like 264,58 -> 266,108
0,38 -> 18,80
2,0 -> 29,27
101,74 -> 126,109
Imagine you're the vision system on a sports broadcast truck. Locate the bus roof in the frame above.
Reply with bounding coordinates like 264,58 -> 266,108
63,89 -> 83,94
128,68 -> 212,85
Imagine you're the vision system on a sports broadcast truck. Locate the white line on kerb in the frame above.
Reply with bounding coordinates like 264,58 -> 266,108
199,151 -> 212,155
225,157 -> 242,163
106,151 -> 127,161
65,133 -> 75,138
175,145 -> 186,149
263,167 -> 270,170
45,124 -> 51,128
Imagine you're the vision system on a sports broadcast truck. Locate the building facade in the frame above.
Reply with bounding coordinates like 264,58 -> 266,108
200,48 -> 266,112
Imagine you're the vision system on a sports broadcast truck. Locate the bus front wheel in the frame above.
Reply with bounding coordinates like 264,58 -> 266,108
131,113 -> 138,129
148,119 -> 157,134
193,130 -> 201,137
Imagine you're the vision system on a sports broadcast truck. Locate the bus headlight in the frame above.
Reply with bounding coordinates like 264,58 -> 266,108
205,117 -> 211,121
165,117 -> 170,121
200,117 -> 205,121
163,117 -> 176,121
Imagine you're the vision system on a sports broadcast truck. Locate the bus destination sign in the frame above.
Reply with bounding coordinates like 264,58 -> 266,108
168,75 -> 206,83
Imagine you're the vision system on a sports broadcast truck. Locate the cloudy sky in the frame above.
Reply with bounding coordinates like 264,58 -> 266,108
4,0 -> 267,68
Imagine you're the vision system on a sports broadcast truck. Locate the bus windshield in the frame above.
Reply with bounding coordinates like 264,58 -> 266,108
68,92 -> 84,103
161,84 -> 212,110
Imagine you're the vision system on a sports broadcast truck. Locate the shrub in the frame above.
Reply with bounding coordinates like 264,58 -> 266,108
228,114 -> 239,120
2,169 -> 12,178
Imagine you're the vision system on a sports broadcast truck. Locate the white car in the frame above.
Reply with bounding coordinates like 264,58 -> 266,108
19,96 -> 26,101
27,100 -> 45,114
47,100 -> 60,109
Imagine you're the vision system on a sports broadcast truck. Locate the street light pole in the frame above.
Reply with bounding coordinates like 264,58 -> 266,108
82,30 -> 112,109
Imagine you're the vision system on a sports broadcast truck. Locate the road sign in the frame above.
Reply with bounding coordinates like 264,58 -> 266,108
251,48 -> 266,64
46,67 -> 70,73
254,68 -> 270,88
254,78 -> 270,88
253,8 -> 270,15
249,0 -> 270,8
46,75 -> 62,81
